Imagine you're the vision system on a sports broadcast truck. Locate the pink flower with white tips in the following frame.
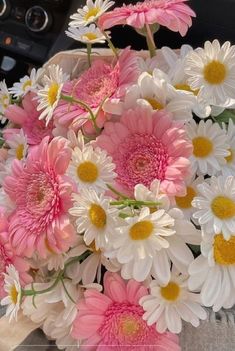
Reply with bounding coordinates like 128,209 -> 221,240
3,137 -> 76,258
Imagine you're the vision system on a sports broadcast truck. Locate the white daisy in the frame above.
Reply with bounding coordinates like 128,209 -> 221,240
0,80 -> 10,122
6,129 -> 28,163
137,52 -> 169,75
67,239 -> 120,285
8,68 -> 42,98
161,45 -> 211,118
106,206 -> 176,282
67,143 -> 116,193
66,24 -> 107,44
69,189 -> 119,250
189,234 -> 235,312
220,119 -> 235,176
174,176 -> 204,221
37,64 -> 67,125
105,71 -> 195,121
192,175 -> 235,240
185,40 -> 235,107
140,270 -> 207,334
187,119 -> 229,176
136,180 -> 201,272
69,0 -> 114,27
1,265 -> 22,322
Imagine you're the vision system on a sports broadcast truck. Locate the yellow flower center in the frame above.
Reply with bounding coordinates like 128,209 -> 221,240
211,196 -> 235,219
22,80 -> 32,92
77,161 -> 98,183
15,144 -> 24,160
88,240 -> 101,253
204,60 -> 227,85
83,32 -> 98,41
129,220 -> 154,240
145,98 -> 164,110
174,83 -> 199,96
47,83 -> 59,106
89,204 -> 106,228
120,316 -> 140,337
10,285 -> 19,305
193,136 -> 213,158
225,149 -> 233,163
84,7 -> 100,21
175,186 -> 196,209
161,282 -> 180,301
214,234 -> 235,265
1,94 -> 9,109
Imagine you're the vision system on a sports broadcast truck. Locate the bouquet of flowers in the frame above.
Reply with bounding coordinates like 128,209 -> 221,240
1,0 -> 235,349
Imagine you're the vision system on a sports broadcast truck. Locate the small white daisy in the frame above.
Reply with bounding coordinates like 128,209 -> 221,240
66,24 -> 107,44
185,40 -> 235,107
221,119 -> 235,176
140,270 -> 207,334
8,68 -> 42,98
67,239 -> 120,285
0,80 -> 10,122
6,129 -> 28,163
107,207 -> 176,282
160,45 -> 211,118
67,143 -> 116,193
37,64 -> 67,125
69,0 -> 114,27
1,265 -> 22,322
189,234 -> 235,311
187,119 -> 229,176
106,71 -> 195,122
174,176 -> 204,221
192,175 -> 235,239
69,189 -> 119,250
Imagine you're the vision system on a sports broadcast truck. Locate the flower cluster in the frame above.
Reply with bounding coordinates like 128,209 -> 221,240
0,0 -> 235,350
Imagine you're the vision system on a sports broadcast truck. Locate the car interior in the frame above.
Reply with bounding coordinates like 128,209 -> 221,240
0,0 -> 234,86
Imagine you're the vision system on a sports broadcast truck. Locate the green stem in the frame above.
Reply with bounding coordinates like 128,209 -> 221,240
87,43 -> 92,67
101,30 -> 118,58
145,24 -> 156,58
61,94 -> 101,133
106,184 -> 128,199
22,251 -> 90,298
110,200 -> 161,207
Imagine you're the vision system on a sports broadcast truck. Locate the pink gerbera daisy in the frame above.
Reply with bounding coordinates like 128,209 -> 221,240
54,48 -> 139,134
99,0 -> 196,36
3,137 -> 76,258
96,106 -> 192,197
4,92 -> 53,146
72,272 -> 180,351
0,208 -> 32,298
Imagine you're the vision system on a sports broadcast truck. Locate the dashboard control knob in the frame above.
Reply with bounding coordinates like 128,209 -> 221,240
0,0 -> 10,20
25,6 -> 52,33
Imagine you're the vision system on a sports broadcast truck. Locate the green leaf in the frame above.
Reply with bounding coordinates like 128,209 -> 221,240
214,109 -> 235,124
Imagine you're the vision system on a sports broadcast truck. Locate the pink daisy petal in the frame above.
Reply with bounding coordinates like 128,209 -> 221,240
54,48 -> 139,134
99,0 -> 195,36
72,273 -> 180,350
4,137 -> 76,258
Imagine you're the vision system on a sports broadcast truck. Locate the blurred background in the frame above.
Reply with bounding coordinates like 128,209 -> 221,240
0,0 -> 233,85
